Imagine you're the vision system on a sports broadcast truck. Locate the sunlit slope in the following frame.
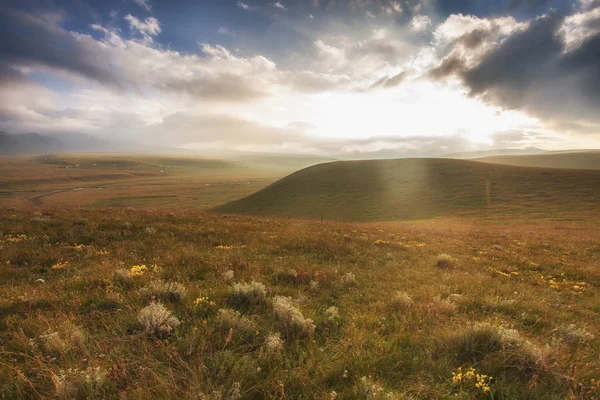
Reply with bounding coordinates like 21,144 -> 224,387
476,151 -> 600,170
213,158 -> 600,221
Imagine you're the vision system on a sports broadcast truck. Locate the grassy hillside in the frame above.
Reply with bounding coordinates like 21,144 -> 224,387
476,151 -> 600,170
1,207 -> 599,398
214,158 -> 600,222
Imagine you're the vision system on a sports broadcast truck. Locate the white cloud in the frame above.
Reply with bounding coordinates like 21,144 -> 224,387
561,6 -> 600,50
272,2 -> 287,10
237,1 -> 250,10
124,14 -> 161,43
133,0 -> 152,12
218,26 -> 234,35
432,14 -> 525,49
409,15 -> 432,32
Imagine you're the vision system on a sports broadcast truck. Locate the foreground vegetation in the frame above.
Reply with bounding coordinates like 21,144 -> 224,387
1,207 -> 599,398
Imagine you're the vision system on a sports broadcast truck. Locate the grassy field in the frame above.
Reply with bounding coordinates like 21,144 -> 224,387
0,154 -> 330,210
1,207 -> 599,399
214,158 -> 600,222
476,151 -> 600,170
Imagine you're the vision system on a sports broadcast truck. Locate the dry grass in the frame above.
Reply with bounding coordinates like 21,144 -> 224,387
1,206 -> 600,398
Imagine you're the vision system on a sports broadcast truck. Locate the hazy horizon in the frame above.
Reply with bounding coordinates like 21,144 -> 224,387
1,0 -> 599,158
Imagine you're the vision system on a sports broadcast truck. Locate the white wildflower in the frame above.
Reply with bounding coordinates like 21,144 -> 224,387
272,296 -> 315,336
264,332 -> 284,355
222,270 -> 235,282
137,302 -> 180,335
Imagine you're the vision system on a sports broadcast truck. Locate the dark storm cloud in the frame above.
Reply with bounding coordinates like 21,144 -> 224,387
456,28 -> 496,49
582,0 -> 600,10
0,64 -> 27,85
430,12 -> 600,133
463,14 -> 564,97
0,8 -> 121,86
428,53 -> 466,80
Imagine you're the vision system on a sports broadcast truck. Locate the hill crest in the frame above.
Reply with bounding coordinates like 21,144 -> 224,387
213,158 -> 600,222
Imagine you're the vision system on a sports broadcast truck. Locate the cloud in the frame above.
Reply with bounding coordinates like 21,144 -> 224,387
0,8 -> 299,102
218,26 -> 234,35
0,8 -> 122,86
147,113 -> 307,148
409,15 -> 431,32
124,14 -> 161,43
428,10 -> 600,135
133,0 -> 152,12
369,71 -> 408,89
237,1 -> 250,11
272,2 -> 287,10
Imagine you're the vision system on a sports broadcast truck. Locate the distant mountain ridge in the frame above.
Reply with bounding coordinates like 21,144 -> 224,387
0,132 -> 181,155
476,151 -> 600,170
442,147 -> 546,159
0,132 -> 64,155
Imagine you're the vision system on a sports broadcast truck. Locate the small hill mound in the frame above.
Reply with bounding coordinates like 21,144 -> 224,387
476,151 -> 600,170
213,158 -> 600,221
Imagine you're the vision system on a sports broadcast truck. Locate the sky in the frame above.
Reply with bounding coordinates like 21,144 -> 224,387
0,0 -> 599,157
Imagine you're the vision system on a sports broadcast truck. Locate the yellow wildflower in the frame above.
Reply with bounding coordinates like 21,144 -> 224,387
129,265 -> 147,276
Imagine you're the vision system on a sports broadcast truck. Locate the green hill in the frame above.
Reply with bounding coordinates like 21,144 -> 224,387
476,151 -> 600,170
213,158 -> 600,221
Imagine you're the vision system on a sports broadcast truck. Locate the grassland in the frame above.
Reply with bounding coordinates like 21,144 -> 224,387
476,151 -> 600,170
0,154 -> 330,210
214,158 -> 600,222
1,207 -> 599,399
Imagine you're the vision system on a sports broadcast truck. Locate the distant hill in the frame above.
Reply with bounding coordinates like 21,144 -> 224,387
218,151 -> 336,174
476,151 -> 600,170
213,158 -> 600,221
0,132 -> 64,155
442,147 -> 545,159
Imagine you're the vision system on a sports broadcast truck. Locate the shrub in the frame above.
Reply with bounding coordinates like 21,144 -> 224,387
263,332 -> 284,356
272,296 -> 315,337
325,306 -> 340,322
428,296 -> 457,316
339,272 -> 357,286
217,308 -> 256,335
53,367 -> 107,399
222,270 -> 235,282
436,254 -> 454,268
358,376 -> 397,399
390,291 -> 413,311
230,281 -> 267,305
198,382 -> 242,400
30,322 -> 86,355
555,324 -> 594,345
137,302 -> 180,336
440,322 -> 545,368
139,280 -> 187,302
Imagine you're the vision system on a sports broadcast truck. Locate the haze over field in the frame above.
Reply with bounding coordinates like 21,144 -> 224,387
1,0 -> 600,157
